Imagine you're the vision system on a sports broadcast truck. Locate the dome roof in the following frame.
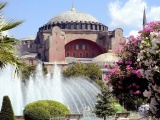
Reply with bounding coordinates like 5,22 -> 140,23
20,36 -> 36,41
92,50 -> 119,63
48,9 -> 98,24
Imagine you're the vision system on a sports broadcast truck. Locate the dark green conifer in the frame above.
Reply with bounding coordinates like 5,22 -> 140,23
94,87 -> 117,120
0,96 -> 16,120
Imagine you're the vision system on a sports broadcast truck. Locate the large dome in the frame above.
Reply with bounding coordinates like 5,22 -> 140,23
48,9 -> 98,24
39,6 -> 108,32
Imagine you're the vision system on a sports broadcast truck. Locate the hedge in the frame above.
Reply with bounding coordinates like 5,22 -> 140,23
24,100 -> 70,120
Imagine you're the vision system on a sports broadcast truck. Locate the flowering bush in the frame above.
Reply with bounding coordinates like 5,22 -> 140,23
105,36 -> 148,110
138,21 -> 160,118
138,21 -> 160,82
105,21 -> 160,116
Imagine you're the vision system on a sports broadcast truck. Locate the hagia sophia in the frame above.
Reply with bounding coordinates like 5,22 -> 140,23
19,4 -> 147,73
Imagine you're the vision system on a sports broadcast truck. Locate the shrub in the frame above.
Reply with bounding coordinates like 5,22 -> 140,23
24,107 -> 51,120
24,100 -> 70,120
0,96 -> 16,120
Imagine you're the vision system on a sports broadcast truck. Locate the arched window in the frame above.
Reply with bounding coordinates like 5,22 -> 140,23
62,23 -> 65,29
66,53 -> 70,57
86,53 -> 89,58
73,44 -> 76,50
92,45 -> 94,50
73,53 -> 76,57
79,53 -> 83,58
79,42 -> 82,50
74,23 -> 77,29
82,44 -> 85,50
76,44 -> 79,49
85,44 -> 88,50
95,24 -> 97,30
66,45 -> 70,50
92,53 -> 94,57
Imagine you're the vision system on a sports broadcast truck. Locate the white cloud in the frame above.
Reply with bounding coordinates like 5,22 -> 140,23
108,0 -> 160,30
108,0 -> 146,28
148,6 -> 160,21
128,30 -> 139,37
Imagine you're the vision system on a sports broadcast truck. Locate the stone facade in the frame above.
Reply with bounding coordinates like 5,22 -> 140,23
20,7 -> 125,66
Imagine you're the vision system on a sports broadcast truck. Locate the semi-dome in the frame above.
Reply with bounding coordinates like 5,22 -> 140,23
92,50 -> 119,63
48,9 -> 98,24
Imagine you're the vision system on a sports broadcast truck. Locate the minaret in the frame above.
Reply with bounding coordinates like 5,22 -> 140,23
143,7 -> 147,29
71,2 -> 76,11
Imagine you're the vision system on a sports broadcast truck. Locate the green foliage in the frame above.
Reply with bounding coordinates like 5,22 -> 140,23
111,74 -> 148,111
84,63 -> 102,81
0,96 -> 16,120
0,1 -> 24,74
63,62 -> 85,77
24,100 -> 70,120
24,107 -> 51,120
63,63 -> 103,86
94,87 -> 117,120
95,80 -> 105,88
21,64 -> 48,80
21,64 -> 36,80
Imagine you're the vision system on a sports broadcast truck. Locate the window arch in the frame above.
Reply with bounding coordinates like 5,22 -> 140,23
66,53 -> 70,57
73,53 -> 76,57
86,53 -> 89,58
79,53 -> 83,58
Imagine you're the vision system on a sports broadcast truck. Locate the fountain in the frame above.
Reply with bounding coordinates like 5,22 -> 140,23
0,63 -> 100,115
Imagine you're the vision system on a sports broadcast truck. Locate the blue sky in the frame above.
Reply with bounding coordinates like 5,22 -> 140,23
3,0 -> 160,39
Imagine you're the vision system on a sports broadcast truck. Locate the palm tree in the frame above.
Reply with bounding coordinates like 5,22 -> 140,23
0,2 -> 23,74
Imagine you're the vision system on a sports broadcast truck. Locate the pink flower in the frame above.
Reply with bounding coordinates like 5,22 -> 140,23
126,65 -> 133,71
136,85 -> 139,89
132,69 -> 142,78
105,65 -> 108,68
119,40 -> 124,45
115,48 -> 121,54
109,66 -> 120,74
117,60 -> 123,64
104,75 -> 110,81
118,86 -> 122,89
132,83 -> 136,87
126,61 -> 132,65
118,80 -> 122,84
135,90 -> 141,94
130,90 -> 133,94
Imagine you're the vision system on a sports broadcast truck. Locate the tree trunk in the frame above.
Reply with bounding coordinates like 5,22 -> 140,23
104,116 -> 106,120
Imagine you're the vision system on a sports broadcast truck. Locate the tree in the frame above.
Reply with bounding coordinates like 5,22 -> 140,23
62,62 -> 85,77
62,62 -> 104,87
63,63 -> 102,80
0,96 -> 16,120
84,63 -> 102,81
94,87 -> 117,120
21,64 -> 48,80
0,2 -> 23,74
